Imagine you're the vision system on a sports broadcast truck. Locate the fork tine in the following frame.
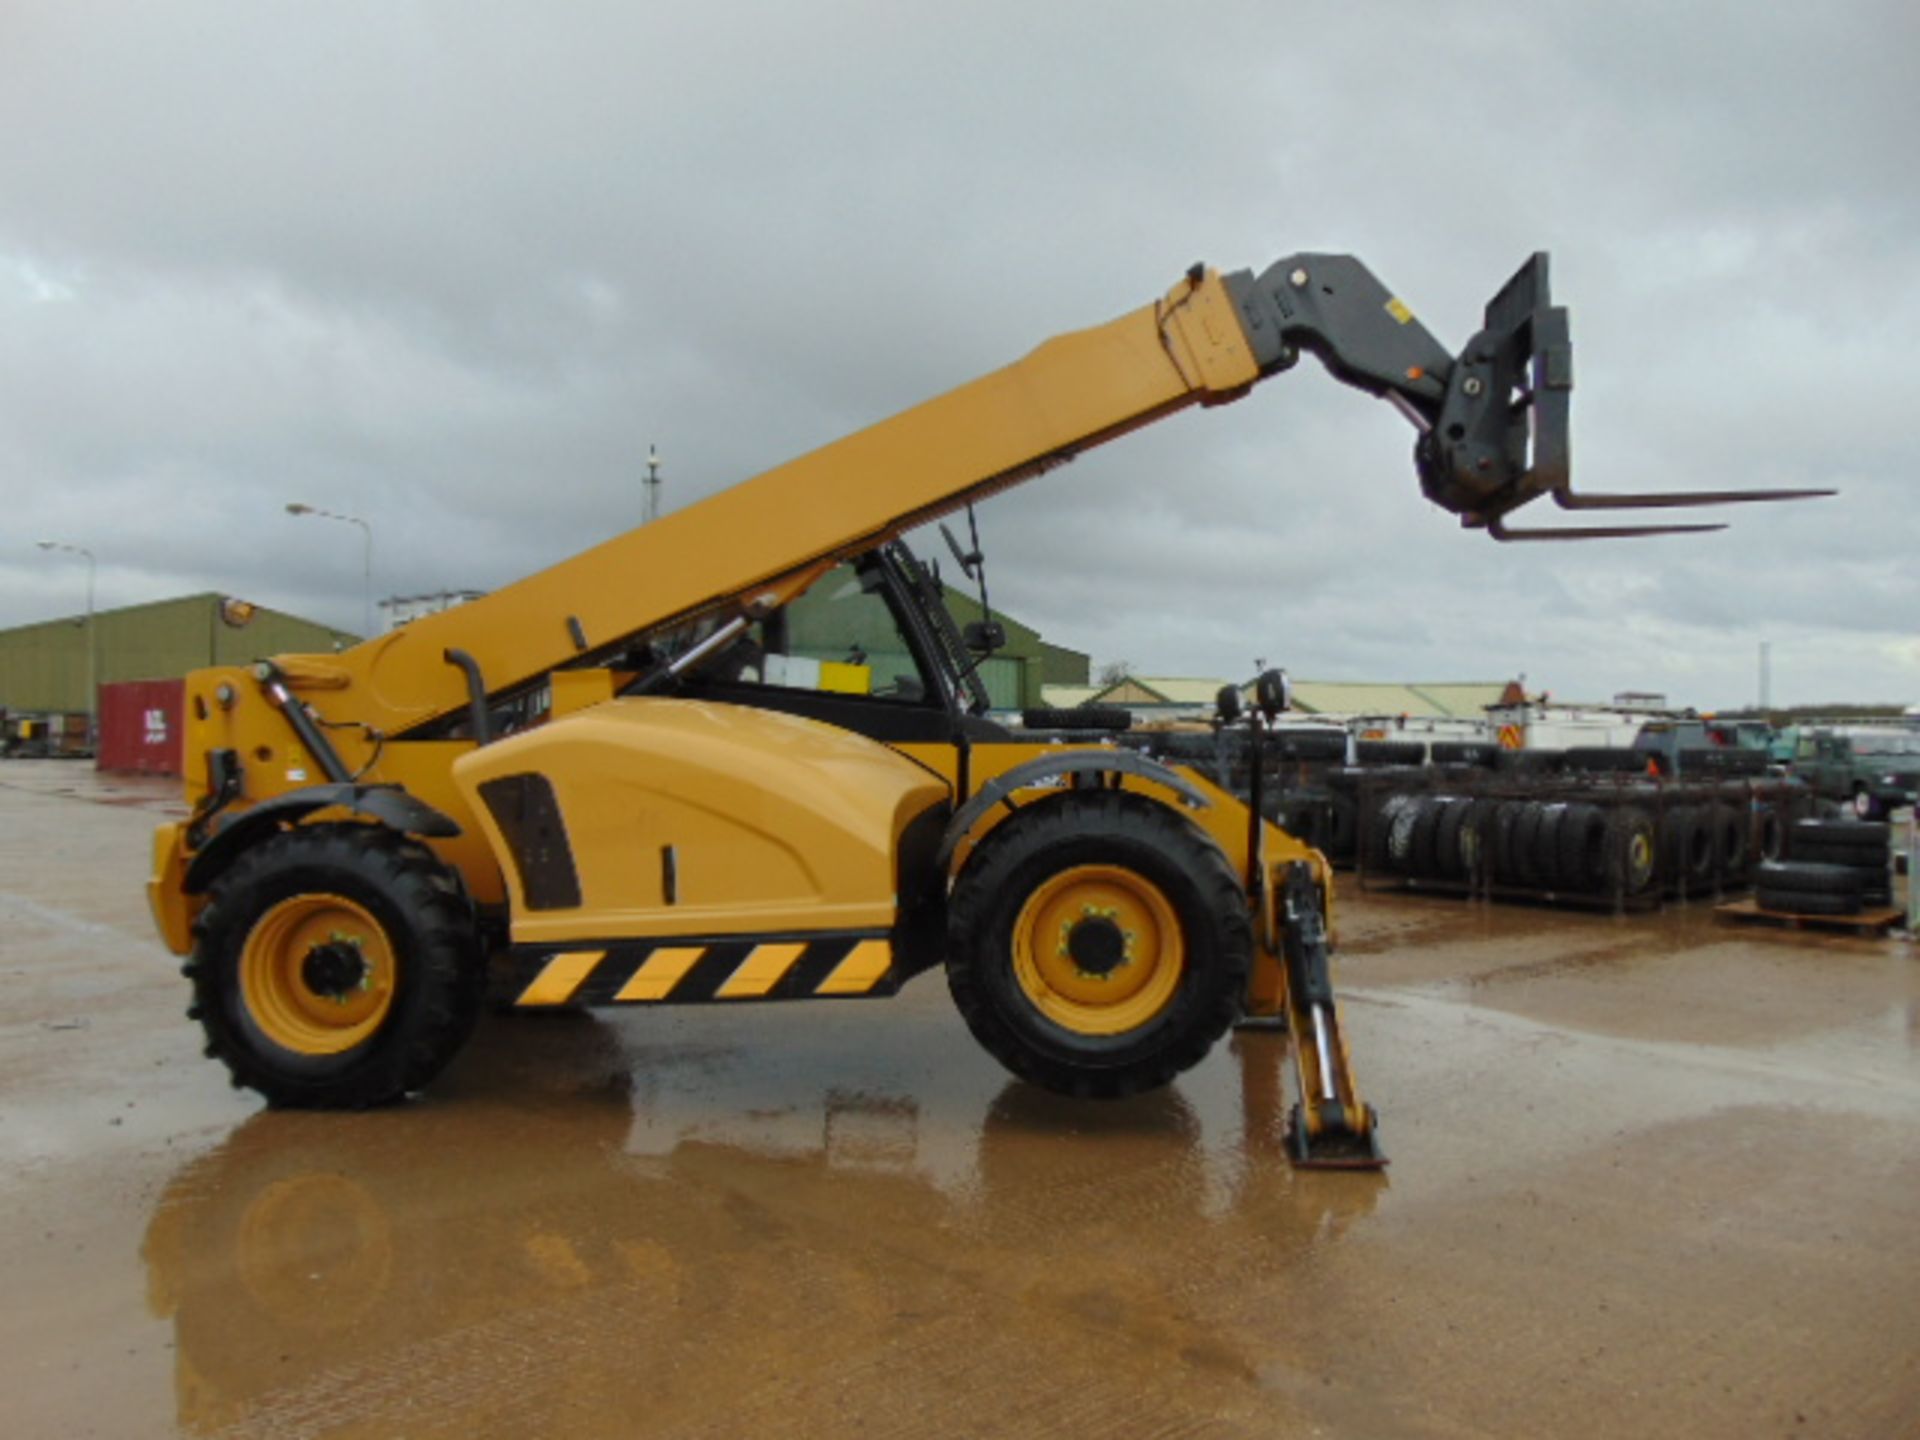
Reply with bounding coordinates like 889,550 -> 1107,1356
1552,486 -> 1835,512
1488,517 -> 1729,541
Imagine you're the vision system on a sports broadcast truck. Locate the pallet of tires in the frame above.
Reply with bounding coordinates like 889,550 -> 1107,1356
1784,819 -> 1892,907
1752,862 -> 1868,916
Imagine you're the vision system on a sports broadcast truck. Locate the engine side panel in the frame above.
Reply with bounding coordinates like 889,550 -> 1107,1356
452,699 -> 951,947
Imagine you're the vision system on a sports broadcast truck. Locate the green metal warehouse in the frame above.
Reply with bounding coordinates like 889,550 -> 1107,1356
2,583 -> 1086,717
0,594 -> 359,715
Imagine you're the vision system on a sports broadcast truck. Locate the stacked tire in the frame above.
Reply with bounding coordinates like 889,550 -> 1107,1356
1363,795 -> 1657,900
1658,805 -> 1715,892
1753,862 -> 1867,917
1709,802 -> 1750,884
1499,801 -> 1655,898
1787,820 -> 1892,907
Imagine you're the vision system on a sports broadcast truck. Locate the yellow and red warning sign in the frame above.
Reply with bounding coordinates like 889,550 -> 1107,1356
1498,724 -> 1523,750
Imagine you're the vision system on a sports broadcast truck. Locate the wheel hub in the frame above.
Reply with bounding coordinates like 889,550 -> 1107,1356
301,936 -> 371,1003
1010,864 -> 1186,1037
1064,913 -> 1129,978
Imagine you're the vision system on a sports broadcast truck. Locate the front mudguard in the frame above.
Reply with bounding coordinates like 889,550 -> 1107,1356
147,786 -> 463,957
183,783 -> 461,895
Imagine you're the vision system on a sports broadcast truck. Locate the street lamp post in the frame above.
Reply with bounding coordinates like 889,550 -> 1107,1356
35,540 -> 97,744
286,503 -> 374,638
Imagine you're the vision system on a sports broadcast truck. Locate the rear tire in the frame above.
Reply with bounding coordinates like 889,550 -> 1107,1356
946,791 -> 1250,1098
187,824 -> 486,1108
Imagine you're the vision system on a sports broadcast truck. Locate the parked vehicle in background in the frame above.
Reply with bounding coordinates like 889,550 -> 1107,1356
1790,726 -> 1920,819
1,710 -> 92,759
1768,725 -> 1800,764
1632,718 -> 1773,780
1703,717 -> 1774,751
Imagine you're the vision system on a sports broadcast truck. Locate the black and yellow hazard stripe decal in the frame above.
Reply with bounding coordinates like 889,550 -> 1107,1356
512,932 -> 898,1008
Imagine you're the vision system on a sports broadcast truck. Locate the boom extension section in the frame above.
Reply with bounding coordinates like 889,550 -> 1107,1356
1227,251 -> 1831,540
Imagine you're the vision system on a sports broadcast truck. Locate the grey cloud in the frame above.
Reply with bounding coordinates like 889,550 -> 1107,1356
2,2 -> 1914,708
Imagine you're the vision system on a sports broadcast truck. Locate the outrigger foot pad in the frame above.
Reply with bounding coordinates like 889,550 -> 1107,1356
1287,1103 -> 1388,1171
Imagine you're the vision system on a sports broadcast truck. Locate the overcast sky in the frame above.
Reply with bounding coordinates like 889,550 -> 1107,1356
2,2 -> 1914,708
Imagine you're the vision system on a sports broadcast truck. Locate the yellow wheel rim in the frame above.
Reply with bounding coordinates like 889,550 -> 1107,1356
1011,864 -> 1184,1037
240,894 -> 397,1055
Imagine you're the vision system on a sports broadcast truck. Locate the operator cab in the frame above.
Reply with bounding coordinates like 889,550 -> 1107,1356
674,542 -> 1012,744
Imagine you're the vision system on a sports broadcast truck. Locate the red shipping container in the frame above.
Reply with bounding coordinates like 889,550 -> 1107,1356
97,679 -> 186,776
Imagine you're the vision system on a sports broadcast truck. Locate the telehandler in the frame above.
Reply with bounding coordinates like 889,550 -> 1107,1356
146,248 -> 1812,1165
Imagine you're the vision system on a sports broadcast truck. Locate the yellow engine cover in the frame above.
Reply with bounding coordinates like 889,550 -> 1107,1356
452,699 -> 950,948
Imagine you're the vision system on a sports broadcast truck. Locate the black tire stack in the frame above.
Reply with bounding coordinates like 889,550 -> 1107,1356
1658,804 -> 1715,892
1752,862 -> 1867,916
1785,819 -> 1892,908
1362,794 -> 1659,901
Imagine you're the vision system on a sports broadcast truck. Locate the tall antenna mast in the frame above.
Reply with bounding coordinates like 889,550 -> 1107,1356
644,444 -> 663,524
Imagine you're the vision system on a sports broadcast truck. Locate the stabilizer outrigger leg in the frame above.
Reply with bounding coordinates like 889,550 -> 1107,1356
1276,863 -> 1386,1170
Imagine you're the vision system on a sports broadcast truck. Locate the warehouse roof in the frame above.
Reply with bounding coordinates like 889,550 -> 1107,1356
1289,680 -> 1512,719
1039,684 -> 1103,709
1089,676 -> 1232,707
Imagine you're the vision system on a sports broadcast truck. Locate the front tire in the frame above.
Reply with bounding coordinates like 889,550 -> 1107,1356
946,791 -> 1250,1098
187,824 -> 486,1108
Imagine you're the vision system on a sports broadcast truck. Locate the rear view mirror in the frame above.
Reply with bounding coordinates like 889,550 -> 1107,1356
963,621 -> 1005,656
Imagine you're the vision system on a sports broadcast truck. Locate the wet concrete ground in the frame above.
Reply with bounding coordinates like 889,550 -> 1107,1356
2,760 -> 1916,1439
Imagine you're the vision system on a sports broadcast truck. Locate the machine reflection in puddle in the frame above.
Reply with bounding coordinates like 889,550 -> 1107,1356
142,1020 -> 1384,1437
